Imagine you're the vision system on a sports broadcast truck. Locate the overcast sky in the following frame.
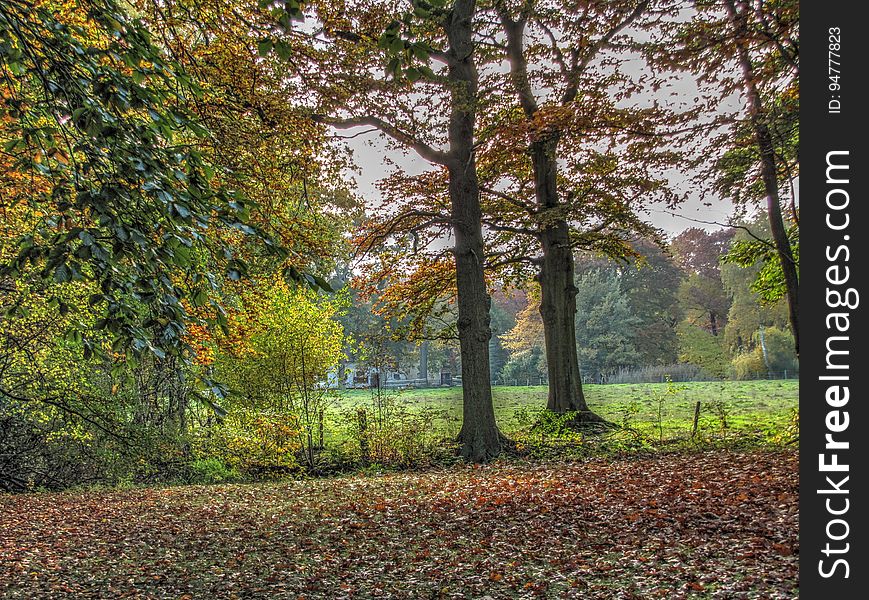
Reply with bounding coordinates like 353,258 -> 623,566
334,68 -> 746,239
338,120 -> 736,240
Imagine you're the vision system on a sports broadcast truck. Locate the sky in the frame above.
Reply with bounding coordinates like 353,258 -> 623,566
339,124 -> 736,239
332,20 -> 748,239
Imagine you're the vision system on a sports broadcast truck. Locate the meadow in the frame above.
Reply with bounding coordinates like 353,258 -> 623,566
333,380 -> 799,446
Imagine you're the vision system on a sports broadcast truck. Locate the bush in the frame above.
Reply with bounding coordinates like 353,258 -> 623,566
192,412 -> 303,478
730,352 -> 766,380
340,391 -> 453,469
214,282 -> 345,472
729,327 -> 798,380
187,458 -> 240,485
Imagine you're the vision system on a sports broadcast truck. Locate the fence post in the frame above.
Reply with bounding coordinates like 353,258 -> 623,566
691,401 -> 701,438
357,408 -> 369,466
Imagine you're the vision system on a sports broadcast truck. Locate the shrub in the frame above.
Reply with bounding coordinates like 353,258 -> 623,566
730,351 -> 766,380
214,282 -> 345,472
187,458 -> 240,484
340,391 -> 452,468
729,326 -> 798,379
192,411 -> 303,478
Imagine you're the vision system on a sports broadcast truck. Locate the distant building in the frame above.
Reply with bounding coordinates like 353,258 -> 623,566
324,362 -> 418,389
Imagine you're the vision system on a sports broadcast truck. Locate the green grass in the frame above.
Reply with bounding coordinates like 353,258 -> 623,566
331,379 -> 798,443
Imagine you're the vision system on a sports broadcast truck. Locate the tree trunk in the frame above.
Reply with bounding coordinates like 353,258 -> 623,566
726,0 -> 799,356
419,340 -> 429,385
446,0 -> 506,461
498,10 -> 603,423
531,139 -> 605,421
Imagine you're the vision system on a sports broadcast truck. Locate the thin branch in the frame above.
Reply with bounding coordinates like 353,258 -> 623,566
312,114 -> 450,165
479,185 -> 533,213
564,0 -> 650,104
656,210 -> 778,251
332,127 -> 380,140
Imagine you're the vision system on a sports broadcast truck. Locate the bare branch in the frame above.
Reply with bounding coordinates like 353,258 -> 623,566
480,185 -> 533,213
564,0 -> 650,104
311,114 -> 450,165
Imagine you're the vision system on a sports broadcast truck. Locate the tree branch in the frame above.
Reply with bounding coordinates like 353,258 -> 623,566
564,0 -> 650,104
311,114 -> 450,165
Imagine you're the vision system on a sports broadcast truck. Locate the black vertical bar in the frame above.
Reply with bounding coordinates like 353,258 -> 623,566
801,2 -> 866,596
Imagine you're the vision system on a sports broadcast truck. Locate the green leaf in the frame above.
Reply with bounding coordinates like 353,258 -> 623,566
79,230 -> 96,246
54,264 -> 71,283
388,37 -> 405,54
412,44 -> 429,61
274,40 -> 292,61
257,38 -> 274,56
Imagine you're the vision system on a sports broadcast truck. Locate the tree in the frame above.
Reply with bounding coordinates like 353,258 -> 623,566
473,0 -> 684,420
137,0 -> 358,281
669,228 -> 734,280
670,228 -> 733,336
0,0 -> 260,359
360,0 -> 684,421
306,0 -> 507,461
618,238 -> 683,366
573,268 -> 642,381
720,216 -> 792,358
214,279 -> 345,471
1,0 -> 352,489
675,320 -> 729,379
721,0 -> 798,355
657,0 -> 799,354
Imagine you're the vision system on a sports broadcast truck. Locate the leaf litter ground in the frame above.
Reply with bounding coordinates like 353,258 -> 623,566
0,449 -> 797,599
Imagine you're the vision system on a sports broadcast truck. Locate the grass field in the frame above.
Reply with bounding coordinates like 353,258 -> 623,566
333,380 -> 799,443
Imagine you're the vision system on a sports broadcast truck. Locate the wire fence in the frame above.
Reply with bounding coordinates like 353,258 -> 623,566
376,370 -> 798,390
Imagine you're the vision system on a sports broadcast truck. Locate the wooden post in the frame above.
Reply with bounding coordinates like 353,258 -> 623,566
357,408 -> 369,465
691,401 -> 701,438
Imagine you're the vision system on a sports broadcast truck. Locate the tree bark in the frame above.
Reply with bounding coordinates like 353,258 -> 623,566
446,0 -> 505,461
531,139 -> 603,420
726,0 -> 799,356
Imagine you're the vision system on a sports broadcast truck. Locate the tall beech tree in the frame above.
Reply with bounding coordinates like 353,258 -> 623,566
307,0 -> 508,461
475,0 -> 683,419
490,0 -> 627,417
656,0 -> 799,354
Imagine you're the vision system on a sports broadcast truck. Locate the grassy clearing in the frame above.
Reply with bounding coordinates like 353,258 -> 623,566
331,380 -> 798,443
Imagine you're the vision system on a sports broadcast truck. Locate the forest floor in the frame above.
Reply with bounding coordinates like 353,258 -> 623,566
0,448 -> 798,599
